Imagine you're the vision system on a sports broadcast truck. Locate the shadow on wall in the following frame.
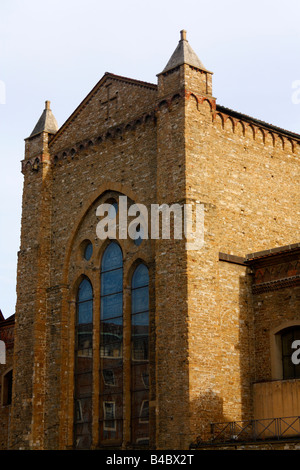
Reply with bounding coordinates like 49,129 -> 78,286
190,389 -> 224,446
239,269 -> 255,422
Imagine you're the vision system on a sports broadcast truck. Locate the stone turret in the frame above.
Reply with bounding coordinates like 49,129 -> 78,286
12,100 -> 57,449
162,29 -> 208,73
24,100 -> 58,161
29,100 -> 58,137
157,30 -> 213,98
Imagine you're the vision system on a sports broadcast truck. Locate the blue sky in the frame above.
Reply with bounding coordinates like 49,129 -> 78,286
0,0 -> 300,318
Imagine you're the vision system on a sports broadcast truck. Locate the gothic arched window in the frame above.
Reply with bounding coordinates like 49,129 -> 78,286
131,263 -> 149,444
74,278 -> 93,449
100,242 -> 123,442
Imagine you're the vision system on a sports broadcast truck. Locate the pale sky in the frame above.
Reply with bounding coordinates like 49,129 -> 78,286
1,0 -> 300,318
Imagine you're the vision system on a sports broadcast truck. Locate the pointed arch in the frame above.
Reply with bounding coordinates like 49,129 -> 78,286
256,127 -> 265,144
214,112 -> 224,129
277,135 -> 285,150
187,93 -> 198,111
265,131 -> 275,148
62,183 -> 139,285
224,117 -> 234,133
245,123 -> 255,140
170,93 -> 181,107
235,120 -> 245,136
202,98 -> 212,112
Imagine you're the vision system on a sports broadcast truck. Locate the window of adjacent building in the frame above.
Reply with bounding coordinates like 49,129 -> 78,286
281,327 -> 300,380
139,400 -> 149,423
100,242 -> 123,442
131,263 -> 149,444
74,278 -> 93,449
103,369 -> 115,386
103,401 -> 116,431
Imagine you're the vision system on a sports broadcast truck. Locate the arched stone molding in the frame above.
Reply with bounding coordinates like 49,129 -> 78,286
62,182 -> 139,286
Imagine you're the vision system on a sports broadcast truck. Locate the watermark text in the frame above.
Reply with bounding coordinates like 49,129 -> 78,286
96,196 -> 205,251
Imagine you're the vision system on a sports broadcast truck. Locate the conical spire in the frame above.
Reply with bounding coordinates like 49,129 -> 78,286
30,101 -> 58,137
162,30 -> 208,74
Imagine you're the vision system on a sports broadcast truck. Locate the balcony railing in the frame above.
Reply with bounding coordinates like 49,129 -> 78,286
192,416 -> 300,447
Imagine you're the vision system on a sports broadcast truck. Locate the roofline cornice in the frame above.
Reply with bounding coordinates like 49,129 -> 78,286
217,104 -> 300,141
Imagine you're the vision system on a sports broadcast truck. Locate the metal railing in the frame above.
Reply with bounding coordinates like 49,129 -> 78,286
209,416 -> 300,444
189,415 -> 300,447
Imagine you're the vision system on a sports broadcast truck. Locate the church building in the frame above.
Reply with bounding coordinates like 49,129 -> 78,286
0,31 -> 300,450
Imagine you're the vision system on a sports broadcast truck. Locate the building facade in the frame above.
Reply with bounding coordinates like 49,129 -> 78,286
1,31 -> 300,450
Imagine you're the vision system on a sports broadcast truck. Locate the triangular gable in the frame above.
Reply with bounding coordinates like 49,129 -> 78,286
49,72 -> 157,152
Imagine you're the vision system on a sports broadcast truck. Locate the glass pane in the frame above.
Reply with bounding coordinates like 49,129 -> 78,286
132,264 -> 149,289
108,201 -> 118,219
101,293 -> 123,320
101,337 -> 122,359
100,364 -> 123,397
132,287 -> 149,314
282,331 -> 294,356
76,335 -> 93,359
131,390 -> 149,444
101,242 -> 123,272
76,397 -> 92,422
75,431 -> 92,450
294,329 -> 300,341
132,336 -> 149,361
76,355 -> 93,374
78,279 -> 93,302
132,363 -> 149,391
102,317 -> 123,334
101,268 -> 123,296
75,372 -> 93,398
102,394 -> 123,420
84,243 -> 93,261
283,356 -> 294,379
134,236 -> 143,247
101,363 -> 123,393
140,400 -> 149,422
103,369 -> 115,386
132,311 -> 149,327
78,300 -> 93,324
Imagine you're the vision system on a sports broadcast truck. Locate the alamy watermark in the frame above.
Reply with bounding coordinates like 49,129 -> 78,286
291,340 -> 300,365
96,196 -> 205,251
0,340 -> 6,364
